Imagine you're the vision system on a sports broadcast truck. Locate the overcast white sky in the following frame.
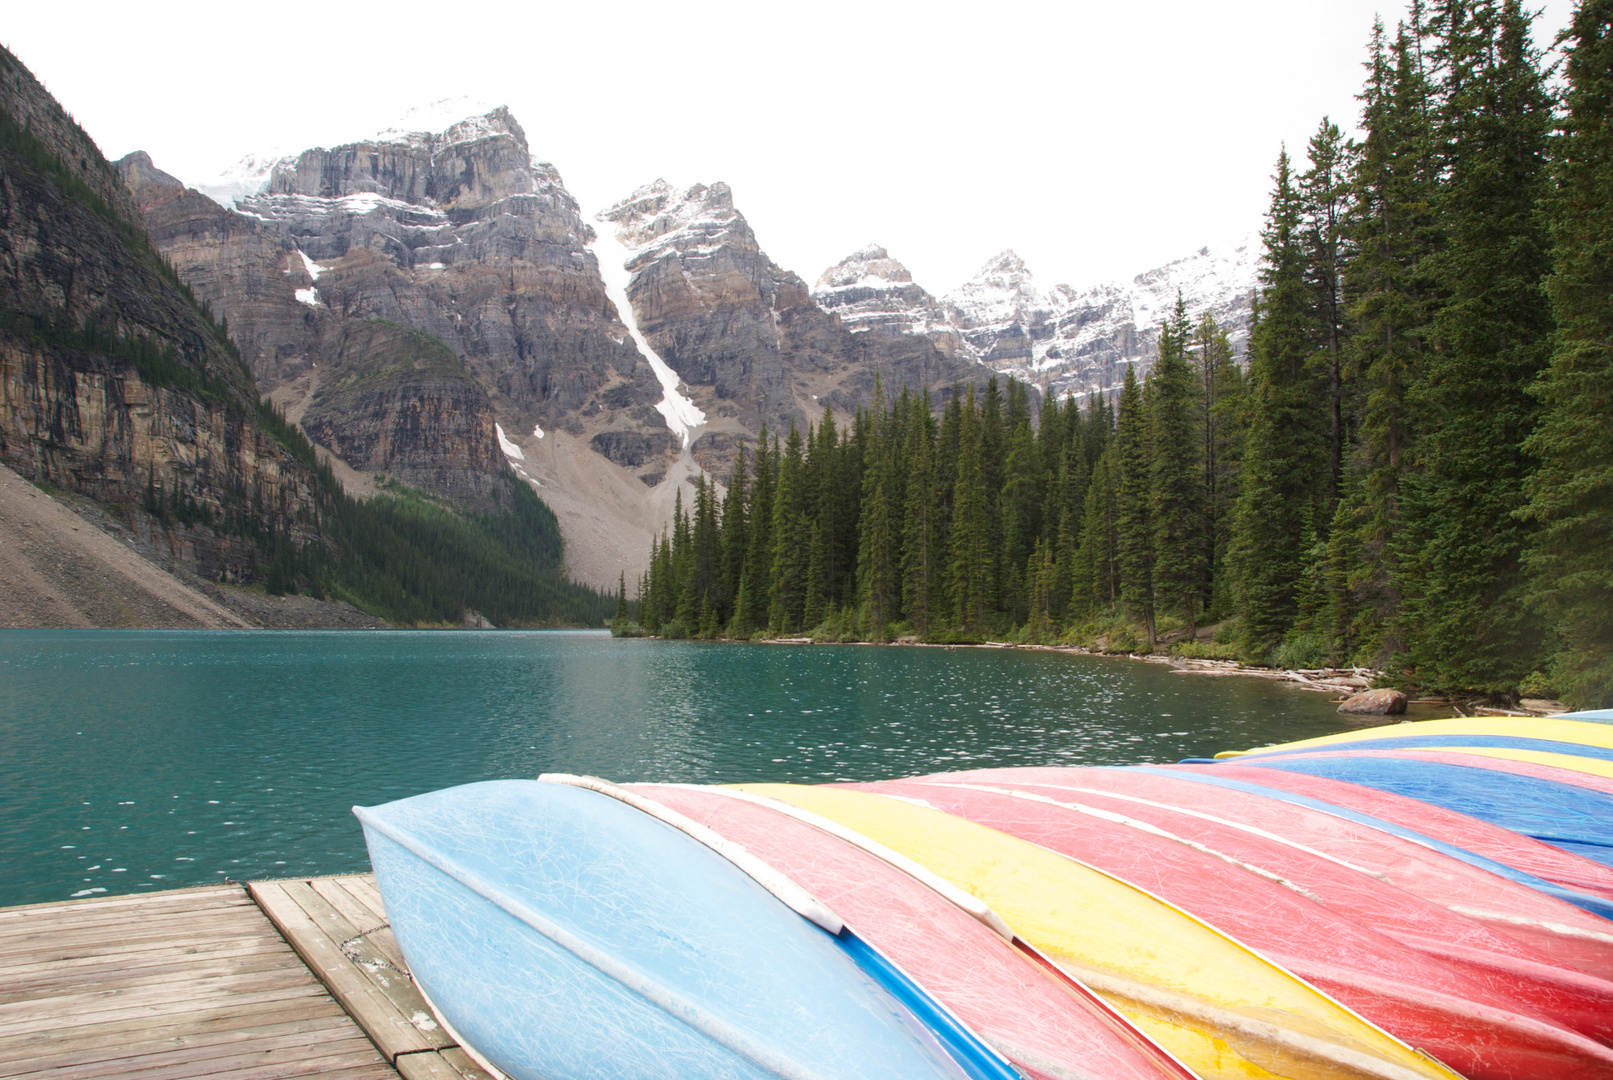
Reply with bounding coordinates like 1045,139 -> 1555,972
5,0 -> 1575,296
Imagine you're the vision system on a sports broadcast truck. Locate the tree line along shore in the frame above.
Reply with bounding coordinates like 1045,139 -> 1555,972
620,0 -> 1613,711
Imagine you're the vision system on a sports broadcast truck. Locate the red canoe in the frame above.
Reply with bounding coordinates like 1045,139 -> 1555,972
860,777 -> 1613,1080
920,766 -> 1613,1044
1222,754 -> 1613,903
626,783 -> 1196,1080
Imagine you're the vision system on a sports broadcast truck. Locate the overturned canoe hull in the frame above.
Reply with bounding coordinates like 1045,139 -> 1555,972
869,776 -> 1613,1079
740,782 -> 1465,1080
356,779 -> 1009,1080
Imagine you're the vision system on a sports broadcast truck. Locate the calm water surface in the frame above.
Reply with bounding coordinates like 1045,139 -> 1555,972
0,629 -> 1349,907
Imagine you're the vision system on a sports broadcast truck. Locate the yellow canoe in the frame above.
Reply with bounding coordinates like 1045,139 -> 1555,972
1214,717 -> 1613,760
738,783 -> 1462,1080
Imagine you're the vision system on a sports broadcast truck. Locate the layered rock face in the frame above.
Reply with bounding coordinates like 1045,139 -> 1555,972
247,107 -> 663,446
812,239 -> 1259,401
298,320 -> 505,505
0,49 -> 323,583
601,181 -> 989,458
813,246 -> 961,356
125,105 -> 668,508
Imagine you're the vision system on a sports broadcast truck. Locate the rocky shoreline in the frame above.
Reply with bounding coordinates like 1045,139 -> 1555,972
742,633 -> 1569,718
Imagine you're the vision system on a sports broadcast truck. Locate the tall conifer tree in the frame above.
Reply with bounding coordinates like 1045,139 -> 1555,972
1404,0 -> 1551,690
1233,148 -> 1326,657
1521,0 -> 1613,706
950,387 -> 989,632
1151,297 -> 1206,637
1115,365 -> 1156,647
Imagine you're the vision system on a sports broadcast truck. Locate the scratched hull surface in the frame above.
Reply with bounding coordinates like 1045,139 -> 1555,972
1234,755 -> 1613,871
871,777 -> 1613,1079
740,782 -> 1465,1080
631,783 -> 1195,1080
1169,763 -> 1613,925
355,780 -> 982,1080
1255,748 -> 1613,798
956,764 -> 1613,981
1218,756 -> 1613,901
931,766 -> 1613,1048
1220,717 -> 1613,761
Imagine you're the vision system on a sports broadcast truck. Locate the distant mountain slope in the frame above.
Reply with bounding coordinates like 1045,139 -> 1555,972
597,180 -> 991,481
0,46 -> 325,584
813,238 -> 1258,400
0,52 -> 610,626
161,109 -> 1000,585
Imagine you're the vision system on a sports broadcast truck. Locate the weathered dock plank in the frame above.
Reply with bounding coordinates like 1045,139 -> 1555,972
0,883 -> 395,1080
0,877 -> 495,1080
248,881 -> 454,1063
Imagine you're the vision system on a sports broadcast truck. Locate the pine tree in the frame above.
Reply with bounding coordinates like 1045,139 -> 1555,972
950,387 -> 989,633
999,420 -> 1039,625
979,377 -> 1006,613
1073,444 -> 1119,619
1521,0 -> 1613,707
903,392 -> 937,638
932,387 -> 964,622
1232,148 -> 1326,658
1115,365 -> 1156,648
804,408 -> 841,620
1404,0 -> 1552,692
857,391 -> 898,639
769,423 -> 809,632
734,426 -> 774,635
1300,116 -> 1352,508
1151,296 -> 1206,638
1345,13 -> 1442,661
718,441 -> 748,629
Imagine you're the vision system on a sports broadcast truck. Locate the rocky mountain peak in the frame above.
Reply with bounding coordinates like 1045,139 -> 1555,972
601,180 -> 747,261
263,103 -> 540,214
816,244 -> 914,289
114,151 -> 185,213
944,251 -> 1057,368
811,245 -> 958,354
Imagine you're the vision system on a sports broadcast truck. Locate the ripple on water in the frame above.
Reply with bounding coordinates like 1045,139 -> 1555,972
0,630 -> 1346,906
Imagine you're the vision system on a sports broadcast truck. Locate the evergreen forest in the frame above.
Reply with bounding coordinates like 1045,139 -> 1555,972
626,0 -> 1613,709
249,403 -> 614,627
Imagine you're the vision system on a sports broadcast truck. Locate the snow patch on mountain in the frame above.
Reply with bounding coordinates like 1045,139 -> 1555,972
495,423 -> 525,461
942,236 -> 1258,398
813,236 -> 1259,400
193,149 -> 292,209
813,245 -> 961,352
373,97 -> 500,142
602,179 -> 748,264
589,189 -> 707,447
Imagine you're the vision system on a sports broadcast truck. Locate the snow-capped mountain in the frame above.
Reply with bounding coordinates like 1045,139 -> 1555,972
813,245 -> 962,357
192,149 -> 290,208
812,238 -> 1260,400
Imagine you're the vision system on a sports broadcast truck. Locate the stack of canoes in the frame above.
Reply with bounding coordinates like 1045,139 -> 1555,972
354,709 -> 1613,1080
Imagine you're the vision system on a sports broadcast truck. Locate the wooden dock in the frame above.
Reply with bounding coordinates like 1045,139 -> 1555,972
0,876 -> 496,1080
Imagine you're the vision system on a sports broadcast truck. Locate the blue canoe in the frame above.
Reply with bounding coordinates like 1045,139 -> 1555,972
1241,755 -> 1613,870
354,778 -> 1017,1080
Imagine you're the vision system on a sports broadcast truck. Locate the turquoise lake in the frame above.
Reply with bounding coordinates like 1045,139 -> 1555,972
0,629 -> 1350,908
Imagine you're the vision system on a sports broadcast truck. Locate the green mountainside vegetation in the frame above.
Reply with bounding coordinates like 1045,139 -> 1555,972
0,44 -> 610,629
254,404 -> 611,627
629,0 -> 1613,708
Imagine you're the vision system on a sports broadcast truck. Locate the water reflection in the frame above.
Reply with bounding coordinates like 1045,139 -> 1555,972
0,630 -> 1344,906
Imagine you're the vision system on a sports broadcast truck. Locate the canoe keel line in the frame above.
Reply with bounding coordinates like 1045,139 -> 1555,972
351,717 -> 1613,1080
